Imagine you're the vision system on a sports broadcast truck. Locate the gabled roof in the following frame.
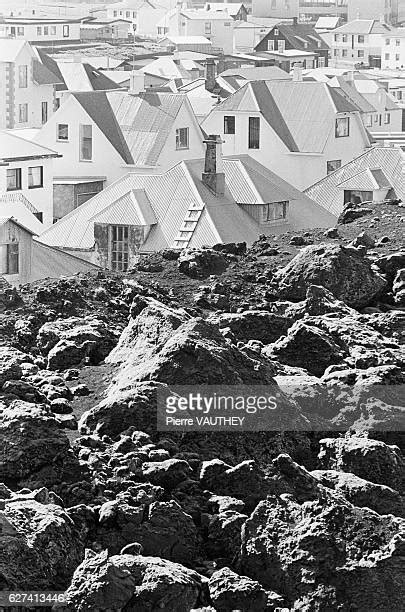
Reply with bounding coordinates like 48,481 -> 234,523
256,23 -> 329,52
39,155 -> 319,252
0,216 -> 37,236
0,195 -> 45,235
315,17 -> 341,30
160,35 -> 213,45
328,76 -> 376,113
337,168 -> 391,190
72,90 -> 188,167
220,66 -> 291,81
0,131 -> 60,162
212,80 -> 364,153
204,2 -> 246,16
333,19 -> 392,35
33,60 -> 63,86
305,146 -> 405,216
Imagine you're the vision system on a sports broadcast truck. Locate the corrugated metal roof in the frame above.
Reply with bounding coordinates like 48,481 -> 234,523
337,167 -> 391,190
0,131 -> 59,161
91,189 -> 156,225
334,19 -> 391,34
305,146 -> 405,216
31,240 -> 99,283
33,60 -> 62,85
329,77 -> 376,113
0,197 -> 45,235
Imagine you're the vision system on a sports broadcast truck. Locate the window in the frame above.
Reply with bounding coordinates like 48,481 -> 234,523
17,27 -> 24,36
126,10 -> 130,17
6,168 -> 22,191
358,35 -> 364,43
50,25 -> 56,35
55,98 -> 61,110
366,114 -> 373,127
358,50 -> 364,58
396,39 -> 401,46
274,28 -> 279,35
176,127 -> 189,149
277,39 -> 286,52
57,123 -> 68,140
110,225 -> 129,271
248,116 -> 260,149
385,38 -> 390,45
342,34 -> 347,43
79,124 -> 92,160
204,22 -> 212,35
37,26 -> 42,35
6,243 -> 19,275
224,116 -> 235,134
263,201 -> 288,222
334,34 -> 339,42
41,101 -> 48,124
267,39 -> 275,51
28,166 -> 43,189
334,49 -> 338,56
18,65 -> 27,88
44,26 -> 48,35
385,53 -> 390,60
18,103 -> 28,123
335,116 -> 349,137
113,10 -> 117,16
385,112 -> 391,124
327,159 -> 341,174
396,54 -> 400,61
63,24 -> 69,37
342,49 -> 348,57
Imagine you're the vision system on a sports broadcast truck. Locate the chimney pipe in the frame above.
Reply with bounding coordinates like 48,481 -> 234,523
202,134 -> 225,196
292,62 -> 303,81
129,70 -> 145,94
205,57 -> 216,92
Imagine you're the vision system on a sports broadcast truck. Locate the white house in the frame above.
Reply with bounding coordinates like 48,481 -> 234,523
156,7 -> 235,53
105,0 -> 158,33
201,78 -> 373,190
38,140 -> 336,270
34,86 -> 206,218
327,19 -> 393,68
0,131 -> 60,229
0,40 -> 60,130
0,17 -> 82,43
381,29 -> 405,69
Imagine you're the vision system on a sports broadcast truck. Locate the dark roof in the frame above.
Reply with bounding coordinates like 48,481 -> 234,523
331,77 -> 376,113
328,84 -> 360,113
33,59 -> 62,85
82,64 -> 121,91
250,80 -> 299,152
36,49 -> 66,89
73,92 -> 134,164
256,23 -> 329,52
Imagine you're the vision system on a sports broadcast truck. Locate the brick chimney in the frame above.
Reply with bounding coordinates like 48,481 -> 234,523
205,58 -> 216,92
202,135 -> 225,196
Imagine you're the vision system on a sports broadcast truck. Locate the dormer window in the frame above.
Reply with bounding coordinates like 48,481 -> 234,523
274,28 -> 279,36
263,201 -> 288,222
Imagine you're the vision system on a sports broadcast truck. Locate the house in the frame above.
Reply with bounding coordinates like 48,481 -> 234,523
254,21 -> 330,68
0,216 -> 99,287
137,2 -> 171,37
315,17 -> 342,33
350,76 -> 402,130
105,0 -> 159,33
381,29 -> 405,69
232,21 -> 273,53
80,19 -> 131,41
201,78 -> 373,189
305,145 -> 405,217
156,7 -> 235,53
328,19 -> 393,68
36,51 -> 121,108
0,17 -> 82,43
204,3 -> 248,22
34,86 -> 206,217
157,35 -> 214,53
0,131 -> 61,228
0,40 -> 61,130
38,138 -> 336,270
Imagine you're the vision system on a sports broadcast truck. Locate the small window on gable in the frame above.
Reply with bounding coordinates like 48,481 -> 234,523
263,201 -> 288,222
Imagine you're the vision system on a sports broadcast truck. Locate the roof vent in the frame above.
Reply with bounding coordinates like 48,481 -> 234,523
202,134 -> 225,196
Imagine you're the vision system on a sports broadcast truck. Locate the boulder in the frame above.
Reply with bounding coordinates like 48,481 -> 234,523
208,310 -> 292,344
0,400 -> 81,488
276,243 -> 386,308
284,285 -> 356,319
142,458 -> 192,489
96,500 -> 200,563
178,248 -> 233,279
0,498 -> 84,590
208,567 -> 269,612
61,550 -> 205,612
239,495 -> 405,610
311,469 -> 405,517
318,435 -> 405,490
376,251 -> 405,281
393,269 -> 405,305
0,346 -> 30,387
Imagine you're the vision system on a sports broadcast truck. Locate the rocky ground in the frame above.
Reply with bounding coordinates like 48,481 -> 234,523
0,201 -> 404,611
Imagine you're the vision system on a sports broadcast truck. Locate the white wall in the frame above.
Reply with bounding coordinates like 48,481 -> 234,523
0,21 -> 81,41
202,108 -> 370,190
137,5 -> 167,36
381,36 -> 405,68
0,157 -> 54,227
